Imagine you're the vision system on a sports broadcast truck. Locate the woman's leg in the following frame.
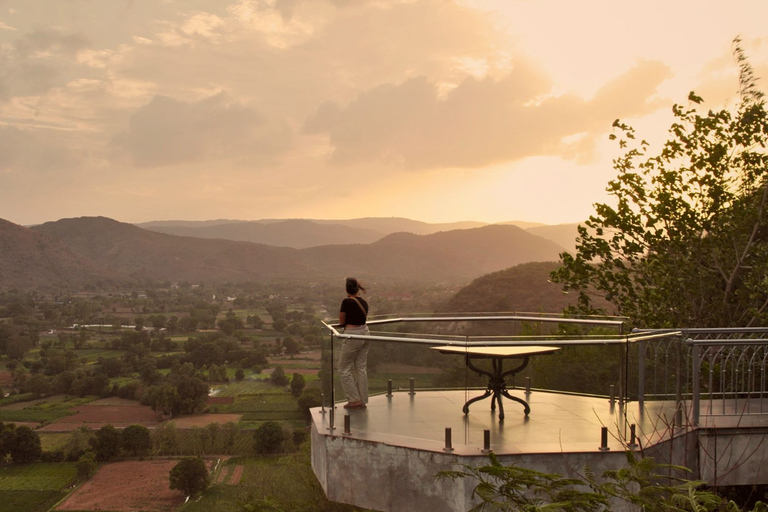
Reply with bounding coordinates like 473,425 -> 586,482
339,338 -> 364,403
354,339 -> 371,403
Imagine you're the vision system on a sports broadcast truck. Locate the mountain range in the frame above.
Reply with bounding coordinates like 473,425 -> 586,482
137,218 -> 579,252
0,216 -> 579,292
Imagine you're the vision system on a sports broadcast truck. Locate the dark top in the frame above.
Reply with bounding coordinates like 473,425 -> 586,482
340,296 -> 369,327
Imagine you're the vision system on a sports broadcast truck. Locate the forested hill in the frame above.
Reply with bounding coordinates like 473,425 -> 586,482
0,218 -> 116,291
0,216 -> 567,291
438,261 -> 613,315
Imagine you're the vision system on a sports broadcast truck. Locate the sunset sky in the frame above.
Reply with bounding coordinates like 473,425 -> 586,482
1,1 -> 767,227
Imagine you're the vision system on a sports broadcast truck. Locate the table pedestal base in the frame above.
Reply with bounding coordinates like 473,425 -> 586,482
462,356 -> 530,421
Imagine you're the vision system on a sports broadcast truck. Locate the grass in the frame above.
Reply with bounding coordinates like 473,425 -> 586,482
0,491 -> 67,512
179,452 -> 357,512
0,463 -> 78,512
0,463 -> 78,491
0,395 -> 95,424
38,433 -> 72,453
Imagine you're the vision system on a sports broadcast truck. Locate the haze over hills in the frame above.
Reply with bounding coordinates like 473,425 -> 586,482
0,216 -> 568,291
136,217 -> 577,250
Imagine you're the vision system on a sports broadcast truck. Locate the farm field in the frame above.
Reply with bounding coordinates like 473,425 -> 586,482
0,395 -> 94,426
37,397 -> 163,432
0,463 -> 77,512
55,460 -> 189,512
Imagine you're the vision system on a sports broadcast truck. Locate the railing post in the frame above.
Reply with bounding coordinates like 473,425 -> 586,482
444,428 -> 454,452
675,340 -> 683,427
329,332 -> 336,432
628,424 -> 638,448
409,377 -> 415,396
638,340 -> 645,409
387,379 -> 393,398
482,430 -> 491,453
692,341 -> 700,426
599,426 -> 610,451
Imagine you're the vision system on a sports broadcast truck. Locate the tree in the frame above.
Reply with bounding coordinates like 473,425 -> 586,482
8,426 -> 42,464
76,451 -> 97,480
169,457 -> 209,497
253,421 -> 286,454
297,386 -> 323,421
89,425 -> 122,461
290,372 -> 306,397
282,337 -> 300,356
552,40 -> 768,328
122,424 -> 151,457
235,368 -> 245,381
269,366 -> 289,387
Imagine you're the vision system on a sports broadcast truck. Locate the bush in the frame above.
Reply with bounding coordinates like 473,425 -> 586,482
254,421 -> 286,454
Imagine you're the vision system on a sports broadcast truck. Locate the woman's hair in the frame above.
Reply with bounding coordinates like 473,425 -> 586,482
346,277 -> 366,295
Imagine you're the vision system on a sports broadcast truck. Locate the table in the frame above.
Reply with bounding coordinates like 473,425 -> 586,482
431,345 -> 560,420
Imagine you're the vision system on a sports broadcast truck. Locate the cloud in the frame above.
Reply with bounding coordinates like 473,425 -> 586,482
113,91 -> 293,167
0,125 -> 83,172
305,59 -> 671,170
0,28 -> 93,101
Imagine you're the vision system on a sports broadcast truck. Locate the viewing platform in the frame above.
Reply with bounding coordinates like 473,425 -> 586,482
312,316 -> 768,512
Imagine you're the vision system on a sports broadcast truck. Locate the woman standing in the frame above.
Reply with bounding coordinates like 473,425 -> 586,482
338,277 -> 370,409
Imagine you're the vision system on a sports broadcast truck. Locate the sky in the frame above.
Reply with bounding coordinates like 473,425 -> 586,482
0,1 -> 767,227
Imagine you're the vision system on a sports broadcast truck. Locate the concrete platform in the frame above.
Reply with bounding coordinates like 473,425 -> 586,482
311,389 -> 768,511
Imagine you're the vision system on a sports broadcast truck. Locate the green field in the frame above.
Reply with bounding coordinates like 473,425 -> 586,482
0,463 -> 78,512
180,453 -> 358,512
0,395 -> 93,424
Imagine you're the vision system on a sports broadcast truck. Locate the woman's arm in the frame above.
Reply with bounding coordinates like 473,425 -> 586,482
339,312 -> 346,327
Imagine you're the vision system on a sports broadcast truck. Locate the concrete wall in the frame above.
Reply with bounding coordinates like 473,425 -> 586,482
698,428 -> 768,486
313,422 -> 633,512
313,422 -> 768,511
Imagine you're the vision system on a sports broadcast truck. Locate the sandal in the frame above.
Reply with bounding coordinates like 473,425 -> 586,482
343,402 -> 366,409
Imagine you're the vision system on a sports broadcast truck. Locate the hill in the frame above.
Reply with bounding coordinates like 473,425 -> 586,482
0,217 -> 568,290
31,217 -> 308,283
438,260 -> 614,315
137,217 -> 488,248
300,224 -> 565,283
0,219 -> 115,291
526,223 -> 580,254
141,219 -> 384,248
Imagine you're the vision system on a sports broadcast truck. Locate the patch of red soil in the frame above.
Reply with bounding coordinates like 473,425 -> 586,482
206,396 -> 235,405
216,466 -> 229,484
56,460 -> 186,512
38,398 -> 163,432
228,465 -> 244,485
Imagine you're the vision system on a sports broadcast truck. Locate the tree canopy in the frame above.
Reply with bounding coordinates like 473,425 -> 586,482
552,39 -> 768,328
169,457 -> 209,497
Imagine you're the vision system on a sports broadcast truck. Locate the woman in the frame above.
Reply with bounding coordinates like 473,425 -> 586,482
338,277 -> 370,409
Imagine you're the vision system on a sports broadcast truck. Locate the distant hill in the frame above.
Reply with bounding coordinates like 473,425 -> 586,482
0,219 -> 116,291
137,217 -> 488,248
526,223 -> 580,254
0,217 -> 567,290
301,224 -> 566,283
140,219 -> 384,248
31,217 -> 308,283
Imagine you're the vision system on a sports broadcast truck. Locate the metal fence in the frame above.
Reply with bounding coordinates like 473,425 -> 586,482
636,328 -> 768,425
321,317 -> 768,430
